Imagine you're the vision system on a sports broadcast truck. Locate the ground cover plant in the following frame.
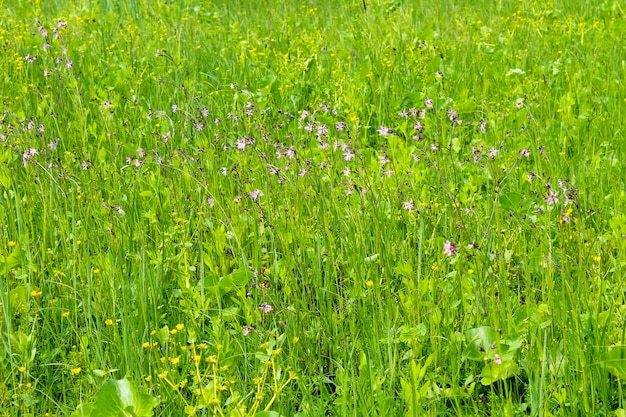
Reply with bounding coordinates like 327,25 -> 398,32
1,0 -> 625,415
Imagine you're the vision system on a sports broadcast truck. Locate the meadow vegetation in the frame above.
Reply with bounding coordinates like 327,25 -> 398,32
1,0 -> 625,415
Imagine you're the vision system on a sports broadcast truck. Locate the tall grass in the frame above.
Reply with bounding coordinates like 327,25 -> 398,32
1,0 -> 625,416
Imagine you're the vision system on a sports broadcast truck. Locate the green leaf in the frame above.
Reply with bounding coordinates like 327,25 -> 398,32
464,326 -> 498,361
499,192 -> 522,211
254,412 -> 281,417
88,378 -> 160,417
480,360 -> 520,385
70,403 -> 95,417
601,347 -> 626,379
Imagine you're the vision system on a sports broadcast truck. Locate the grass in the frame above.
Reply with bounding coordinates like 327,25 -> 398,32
1,0 -> 625,415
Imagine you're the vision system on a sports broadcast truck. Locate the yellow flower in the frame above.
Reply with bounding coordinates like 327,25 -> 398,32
18,366 -> 26,373
30,290 -> 42,297
144,375 -> 152,382
170,329 -> 177,335
142,342 -> 150,348
592,255 -> 601,263
175,323 -> 184,331
8,241 -> 17,247
105,319 -> 114,326
93,268 -> 100,274
71,367 -> 82,375
468,269 -> 474,274
62,311 -> 70,318
169,357 -> 180,365
365,280 -> 374,287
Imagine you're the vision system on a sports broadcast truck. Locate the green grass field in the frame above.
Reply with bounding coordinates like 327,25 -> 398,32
1,0 -> 625,415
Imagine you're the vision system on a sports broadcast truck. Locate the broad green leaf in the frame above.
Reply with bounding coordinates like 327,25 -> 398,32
254,411 -> 281,417
70,403 -> 95,417
464,326 -> 498,361
480,360 -> 520,385
601,347 -> 626,379
90,378 -> 160,417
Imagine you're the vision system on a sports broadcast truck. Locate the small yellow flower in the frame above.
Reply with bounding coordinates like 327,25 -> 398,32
142,342 -> 150,348
157,371 -> 168,379
93,268 -> 100,274
592,255 -> 601,263
18,366 -> 26,373
62,311 -> 70,318
30,290 -> 42,297
365,280 -> 374,287
175,323 -> 184,331
170,329 -> 178,335
144,375 -> 152,382
169,357 -> 180,365
431,265 -> 439,271
8,241 -> 17,247
105,319 -> 114,326
71,367 -> 82,375
468,269 -> 474,274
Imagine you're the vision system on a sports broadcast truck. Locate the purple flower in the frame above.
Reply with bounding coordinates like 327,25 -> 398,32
377,126 -> 392,136
544,190 -> 559,205
443,241 -> 458,256
403,200 -> 414,211
250,189 -> 263,202
335,121 -> 347,131
243,325 -> 254,336
494,354 -> 502,365
171,104 -> 179,113
259,303 -> 273,314
520,149 -> 530,158
343,150 -> 355,161
425,98 -> 434,108
316,124 -> 328,136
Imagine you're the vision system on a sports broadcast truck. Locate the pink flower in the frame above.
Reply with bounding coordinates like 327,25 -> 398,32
250,189 -> 263,202
259,303 -> 273,314
443,241 -> 458,256
243,325 -> 254,336
377,126 -> 392,136
494,354 -> 502,365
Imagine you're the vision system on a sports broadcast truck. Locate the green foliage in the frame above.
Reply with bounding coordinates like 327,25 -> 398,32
70,379 -> 159,417
0,0 -> 625,416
